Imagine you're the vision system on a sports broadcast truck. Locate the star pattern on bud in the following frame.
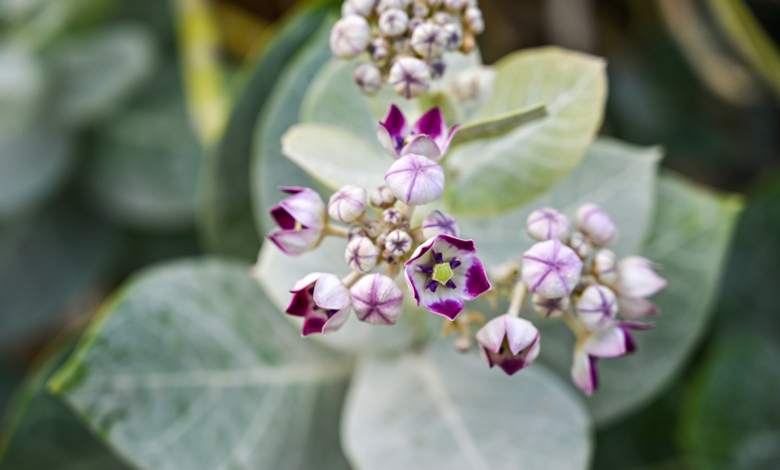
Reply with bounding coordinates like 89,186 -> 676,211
522,239 -> 583,298
330,15 -> 371,59
345,237 -> 380,273
388,56 -> 431,99
385,153 -> 445,205
422,210 -> 459,238
386,229 -> 412,256
350,273 -> 405,325
532,294 -> 569,318
576,285 -> 618,331
328,185 -> 367,224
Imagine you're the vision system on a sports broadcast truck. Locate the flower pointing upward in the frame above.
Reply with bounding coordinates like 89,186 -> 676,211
376,104 -> 460,161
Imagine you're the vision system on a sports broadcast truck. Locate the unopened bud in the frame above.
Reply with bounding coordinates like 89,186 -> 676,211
444,0 -> 466,11
413,3 -> 429,17
422,210 -> 459,238
532,294 -> 569,318
350,273 -> 404,325
369,37 -> 390,64
575,203 -> 617,247
464,7 -> 484,34
328,185 -> 367,223
353,63 -> 384,96
385,229 -> 412,256
383,208 -> 402,226
430,56 -> 446,79
411,23 -> 446,60
525,207 -> 571,242
441,23 -> 463,50
569,231 -> 591,259
379,8 -> 409,37
330,15 -> 371,59
434,11 -> 453,25
341,0 -> 376,17
388,56 -> 431,98
593,249 -> 618,285
346,237 -> 380,273
408,17 -> 424,34
576,285 -> 618,331
370,185 -> 397,208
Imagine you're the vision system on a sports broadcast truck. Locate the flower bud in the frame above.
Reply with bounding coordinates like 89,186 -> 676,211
287,273 -> 351,336
353,63 -> 384,96
411,23 -> 447,60
330,15 -> 371,59
422,210 -> 459,238
434,11 -> 453,24
383,208 -> 402,226
522,239 -> 582,299
617,256 -> 666,298
341,0 -> 376,17
475,315 -> 540,375
345,237 -> 380,273
370,185 -> 397,208
441,23 -> 463,50
386,229 -> 412,256
532,294 -> 569,318
464,7 -> 484,34
350,273 -> 404,325
379,8 -> 409,37
384,154 -> 444,205
444,0 -> 466,11
429,56 -> 446,79
267,187 -> 327,256
525,207 -> 571,242
328,185 -> 367,223
369,37 -> 390,64
577,285 -> 618,331
388,56 -> 431,98
413,3 -> 429,17
377,0 -> 404,12
593,249 -> 617,285
569,231 -> 591,259
575,203 -> 617,247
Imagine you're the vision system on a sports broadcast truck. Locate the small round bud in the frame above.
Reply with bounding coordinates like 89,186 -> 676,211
617,256 -> 666,299
379,8 -> 409,37
464,7 -> 484,34
532,294 -> 570,319
370,185 -> 397,208
369,37 -> 390,64
441,23 -> 463,50
388,56 -> 431,98
422,210 -> 459,238
353,63 -> 384,95
525,207 -> 571,242
328,185 -> 367,223
383,208 -> 402,226
411,23 -> 447,60
345,237 -> 380,273
429,56 -> 446,79
434,11 -> 453,24
350,273 -> 404,325
593,249 -> 618,285
522,239 -> 583,299
385,230 -> 412,256
366,221 -> 383,238
413,3 -> 429,17
460,32 -> 476,53
349,225 -> 368,240
330,15 -> 371,59
577,285 -> 618,331
444,0 -> 466,10
575,203 -> 617,247
568,231 -> 591,259
341,0 -> 376,17
376,232 -> 387,248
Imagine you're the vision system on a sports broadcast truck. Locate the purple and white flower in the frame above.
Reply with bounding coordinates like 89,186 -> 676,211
571,321 -> 653,395
532,294 -> 569,318
385,229 -> 412,257
593,249 -> 617,285
328,185 -> 367,224
576,285 -> 618,331
522,239 -> 583,299
384,154 -> 445,205
286,273 -> 351,336
376,104 -> 460,160
345,237 -> 380,273
404,234 -> 491,319
615,256 -> 666,318
525,207 -> 571,242
575,203 -> 617,246
350,273 -> 405,325
267,187 -> 326,256
421,210 -> 459,238
330,15 -> 371,59
388,56 -> 431,99
475,315 -> 540,375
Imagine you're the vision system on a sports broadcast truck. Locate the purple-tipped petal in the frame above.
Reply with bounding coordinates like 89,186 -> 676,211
424,298 -> 465,320
377,105 -> 408,157
266,228 -> 323,256
571,350 -> 598,395
384,154 -> 444,205
463,258 -> 491,300
278,188 -> 325,230
439,124 -> 460,155
617,256 -> 667,298
412,107 -> 448,142
401,134 -> 442,160
312,274 -> 350,310
377,122 -> 402,158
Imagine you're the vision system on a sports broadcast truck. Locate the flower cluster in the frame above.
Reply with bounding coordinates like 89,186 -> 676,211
330,0 -> 485,97
267,105 -> 491,336
473,205 -> 666,394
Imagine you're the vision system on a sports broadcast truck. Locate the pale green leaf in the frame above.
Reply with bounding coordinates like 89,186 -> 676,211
342,345 -> 592,470
445,46 -> 607,216
449,102 -> 548,147
48,258 -> 353,470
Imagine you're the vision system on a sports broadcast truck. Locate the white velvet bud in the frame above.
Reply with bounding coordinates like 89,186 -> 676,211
569,231 -> 591,259
441,23 -> 463,50
383,208 -> 401,226
370,185 -> 397,208
464,7 -> 484,34
444,0 -> 466,11
532,294 -> 569,319
411,23 -> 447,59
353,63 -> 384,96
328,185 -> 367,224
369,37 -> 390,64
330,15 -> 371,59
388,56 -> 431,98
379,8 -> 409,37
345,237 -> 380,273
385,230 -> 412,256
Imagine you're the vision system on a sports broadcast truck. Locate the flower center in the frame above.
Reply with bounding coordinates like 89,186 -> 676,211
432,262 -> 454,285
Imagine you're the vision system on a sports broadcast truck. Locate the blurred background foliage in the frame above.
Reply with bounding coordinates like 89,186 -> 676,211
0,0 -> 779,469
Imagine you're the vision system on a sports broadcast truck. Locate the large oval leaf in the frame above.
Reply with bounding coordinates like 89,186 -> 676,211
199,5 -> 332,259
47,259 -> 352,470
445,46 -> 607,216
342,345 -> 592,470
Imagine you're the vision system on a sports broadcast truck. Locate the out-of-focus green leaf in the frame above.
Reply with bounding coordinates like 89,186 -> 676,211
252,237 -> 416,353
444,47 -> 607,216
706,0 -> 780,100
679,333 -> 780,470
250,17 -> 335,236
0,119 -> 73,220
86,64 -> 203,231
48,258 -> 352,470
0,342 -> 131,470
48,25 -> 157,125
0,203 -> 120,346
200,4 -> 332,260
449,103 -> 548,147
0,43 -> 45,131
342,345 -> 592,470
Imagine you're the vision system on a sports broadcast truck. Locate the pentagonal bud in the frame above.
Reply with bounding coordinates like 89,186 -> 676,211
345,236 -> 380,273
388,56 -> 431,98
328,185 -> 367,223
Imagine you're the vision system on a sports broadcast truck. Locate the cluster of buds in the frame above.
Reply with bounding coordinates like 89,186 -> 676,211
267,105 -> 492,336
473,204 -> 666,394
330,0 -> 485,97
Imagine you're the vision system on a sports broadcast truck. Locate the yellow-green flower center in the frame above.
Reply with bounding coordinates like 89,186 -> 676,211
432,262 -> 454,285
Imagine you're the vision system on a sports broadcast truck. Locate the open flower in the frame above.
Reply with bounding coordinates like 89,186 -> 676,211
522,239 -> 583,298
384,154 -> 445,205
404,234 -> 491,319
422,210 -> 459,238
615,256 -> 666,318
571,321 -> 653,394
476,314 -> 540,375
350,273 -> 404,325
267,187 -> 326,256
376,105 -> 460,160
286,273 -> 351,336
